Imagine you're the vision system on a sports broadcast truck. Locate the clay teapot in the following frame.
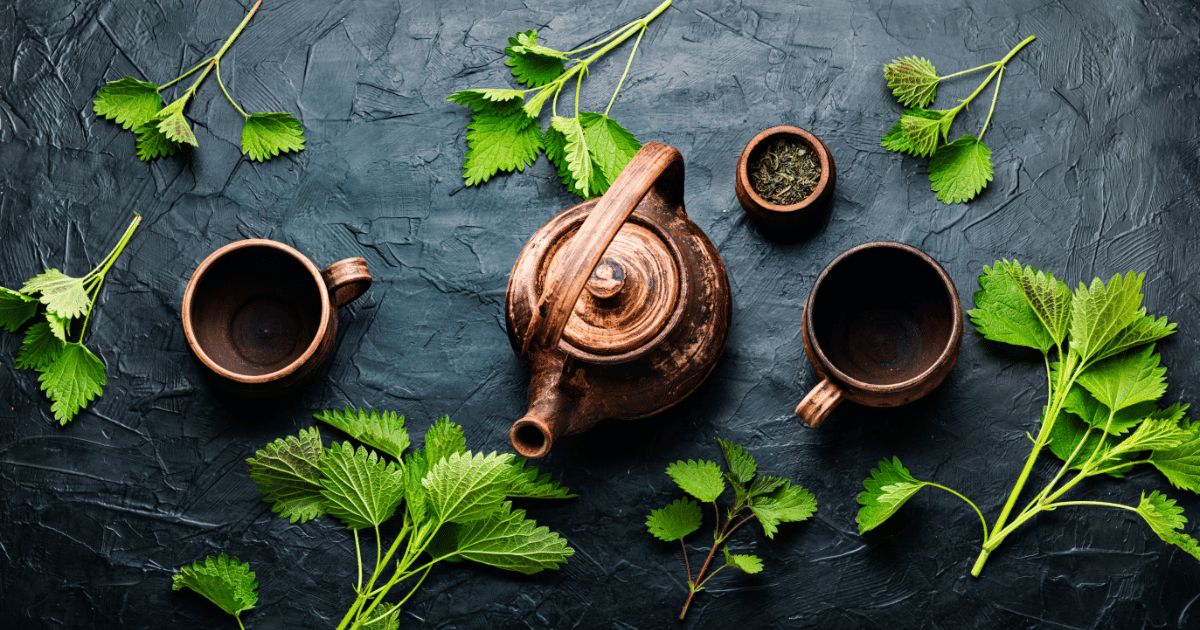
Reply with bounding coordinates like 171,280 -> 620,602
505,143 -> 732,458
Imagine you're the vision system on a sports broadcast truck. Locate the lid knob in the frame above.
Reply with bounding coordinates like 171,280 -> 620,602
586,259 -> 626,299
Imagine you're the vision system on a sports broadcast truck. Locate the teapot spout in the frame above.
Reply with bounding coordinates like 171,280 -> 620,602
510,363 -> 579,459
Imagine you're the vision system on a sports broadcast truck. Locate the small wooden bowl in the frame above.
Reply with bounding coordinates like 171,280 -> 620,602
735,125 -> 836,233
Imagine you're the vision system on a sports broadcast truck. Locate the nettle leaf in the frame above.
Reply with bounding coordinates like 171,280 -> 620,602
437,501 -> 574,573
1150,417 -> 1200,492
315,407 -> 410,460
748,475 -> 787,498
17,321 -> 66,371
241,113 -> 305,161
0,287 -> 39,332
543,123 -> 608,198
882,108 -> 941,156
899,108 -> 949,157
1137,491 -> 1200,561
448,89 -> 541,186
172,553 -> 258,619
507,458 -> 575,499
1063,385 -> 1156,436
752,481 -> 817,539
423,451 -> 514,524
667,460 -> 725,503
523,86 -> 555,119
1046,408 -> 1131,477
722,546 -> 764,574
22,269 -> 91,320
424,415 -> 466,466
969,260 -> 1056,353
551,115 -> 595,198
94,76 -> 164,130
884,56 -> 940,108
403,448 -> 429,525
928,134 -> 993,204
1075,344 -> 1166,413
857,457 -> 929,535
504,30 -> 567,87
45,311 -> 69,342
717,438 -> 756,485
1012,262 -> 1072,345
133,119 -> 179,161
155,98 -> 199,147
580,112 -> 641,189
319,441 -> 406,530
39,343 -> 105,424
246,427 -> 327,524
646,497 -> 702,542
1095,310 -> 1175,362
1118,416 -> 1190,454
363,603 -> 400,630
1070,271 -> 1145,363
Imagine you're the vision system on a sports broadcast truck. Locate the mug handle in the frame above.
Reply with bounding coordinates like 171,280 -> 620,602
322,258 -> 372,308
795,378 -> 845,428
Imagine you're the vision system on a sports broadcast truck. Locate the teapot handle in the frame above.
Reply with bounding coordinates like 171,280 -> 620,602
521,142 -> 684,357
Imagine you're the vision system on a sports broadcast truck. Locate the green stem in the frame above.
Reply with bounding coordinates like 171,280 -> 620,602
216,60 -> 249,118
977,66 -> 1003,142
695,564 -> 728,589
937,61 -> 999,81
926,483 -> 988,540
946,35 -> 1035,118
564,22 -> 639,56
573,62 -> 586,117
374,525 -> 382,579
335,523 -> 410,630
545,0 -> 670,118
1047,500 -> 1139,512
76,213 -> 141,342
158,58 -> 213,92
603,24 -> 646,116
236,614 -> 246,630
354,530 -> 364,592
168,0 -> 261,104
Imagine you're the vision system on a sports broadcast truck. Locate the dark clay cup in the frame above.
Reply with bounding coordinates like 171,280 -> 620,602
735,125 -> 836,234
795,241 -> 962,428
182,239 -> 371,398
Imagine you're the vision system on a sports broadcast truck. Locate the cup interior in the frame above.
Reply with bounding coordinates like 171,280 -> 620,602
188,245 -> 324,377
811,246 -> 954,386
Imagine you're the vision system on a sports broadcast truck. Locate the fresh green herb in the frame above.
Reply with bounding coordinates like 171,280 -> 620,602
93,1 -> 303,162
646,439 -> 817,619
179,410 -> 574,629
880,36 -> 1035,204
448,0 -> 671,199
1,214 -> 140,423
173,554 -> 258,630
749,138 -> 821,205
856,260 -> 1198,577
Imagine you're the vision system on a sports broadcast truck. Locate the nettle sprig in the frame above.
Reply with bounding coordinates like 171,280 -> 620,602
646,439 -> 817,620
880,35 -> 1035,204
93,1 -> 303,162
173,410 -> 574,630
0,213 -> 140,423
857,261 -> 1200,577
448,0 -> 671,199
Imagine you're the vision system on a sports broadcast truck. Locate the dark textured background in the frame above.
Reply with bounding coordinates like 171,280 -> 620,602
2,0 -> 1200,627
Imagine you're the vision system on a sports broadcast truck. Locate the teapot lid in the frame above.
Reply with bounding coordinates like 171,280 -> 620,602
536,215 -> 685,363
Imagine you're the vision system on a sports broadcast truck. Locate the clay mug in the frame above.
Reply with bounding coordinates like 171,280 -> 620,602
795,241 -> 962,427
735,125 -> 836,233
182,239 -> 371,398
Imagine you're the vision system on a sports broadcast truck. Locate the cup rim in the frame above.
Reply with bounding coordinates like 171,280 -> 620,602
181,238 -> 332,384
737,125 -> 833,214
804,241 -> 962,393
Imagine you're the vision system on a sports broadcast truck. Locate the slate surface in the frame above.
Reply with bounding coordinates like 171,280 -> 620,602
2,0 -> 1200,628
